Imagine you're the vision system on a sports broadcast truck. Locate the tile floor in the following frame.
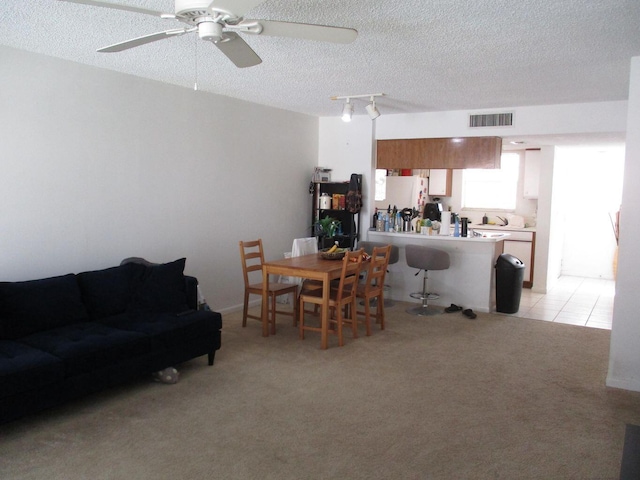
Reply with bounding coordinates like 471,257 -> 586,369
500,276 -> 615,330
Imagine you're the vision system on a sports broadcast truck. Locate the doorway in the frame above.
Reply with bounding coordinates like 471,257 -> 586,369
554,145 -> 625,279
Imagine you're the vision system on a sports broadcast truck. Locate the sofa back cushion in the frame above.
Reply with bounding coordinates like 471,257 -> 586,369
0,274 -> 89,339
77,263 -> 146,319
128,258 -> 188,313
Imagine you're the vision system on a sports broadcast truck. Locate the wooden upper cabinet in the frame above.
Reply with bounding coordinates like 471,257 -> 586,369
376,137 -> 502,169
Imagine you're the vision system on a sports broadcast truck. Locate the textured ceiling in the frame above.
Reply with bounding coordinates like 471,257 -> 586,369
1,0 -> 640,118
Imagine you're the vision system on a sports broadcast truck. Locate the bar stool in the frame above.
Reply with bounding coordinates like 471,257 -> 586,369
357,241 -> 400,307
405,244 -> 450,316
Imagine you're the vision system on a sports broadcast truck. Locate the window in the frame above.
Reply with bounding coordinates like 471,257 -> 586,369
374,169 -> 387,201
462,152 -> 520,210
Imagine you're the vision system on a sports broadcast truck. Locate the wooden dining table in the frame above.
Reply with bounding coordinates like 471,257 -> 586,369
261,253 -> 345,350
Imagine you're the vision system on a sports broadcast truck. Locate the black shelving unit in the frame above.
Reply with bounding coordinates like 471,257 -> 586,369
311,179 -> 361,250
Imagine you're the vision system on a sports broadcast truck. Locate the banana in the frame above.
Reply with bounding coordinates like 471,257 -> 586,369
327,243 -> 338,253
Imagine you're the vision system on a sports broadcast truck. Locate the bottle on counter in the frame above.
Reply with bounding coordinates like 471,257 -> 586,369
461,217 -> 468,237
440,212 -> 451,235
453,214 -> 460,237
482,213 -> 488,225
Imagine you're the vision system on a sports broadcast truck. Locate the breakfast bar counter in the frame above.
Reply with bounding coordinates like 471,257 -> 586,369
366,231 -> 508,313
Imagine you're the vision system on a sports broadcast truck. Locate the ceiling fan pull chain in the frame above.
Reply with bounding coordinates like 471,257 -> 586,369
194,34 -> 199,91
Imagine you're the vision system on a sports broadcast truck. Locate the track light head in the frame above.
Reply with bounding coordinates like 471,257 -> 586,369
341,99 -> 353,122
365,98 -> 380,119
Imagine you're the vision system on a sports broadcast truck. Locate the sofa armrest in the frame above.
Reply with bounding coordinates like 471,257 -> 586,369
184,276 -> 199,310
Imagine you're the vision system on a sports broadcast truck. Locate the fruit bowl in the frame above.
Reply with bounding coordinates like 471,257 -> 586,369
319,248 -> 347,260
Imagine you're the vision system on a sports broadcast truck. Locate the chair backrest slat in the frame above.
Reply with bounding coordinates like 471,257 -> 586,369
239,239 -> 265,287
364,245 -> 392,295
336,249 -> 364,303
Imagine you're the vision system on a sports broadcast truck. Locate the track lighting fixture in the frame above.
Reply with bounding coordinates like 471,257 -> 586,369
341,99 -> 353,122
331,93 -> 385,121
365,97 -> 380,119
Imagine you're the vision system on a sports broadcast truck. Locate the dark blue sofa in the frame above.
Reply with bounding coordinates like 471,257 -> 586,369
0,258 -> 222,424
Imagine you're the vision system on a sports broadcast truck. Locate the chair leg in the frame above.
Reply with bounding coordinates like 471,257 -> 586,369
378,292 -> 386,330
336,306 -> 344,347
349,301 -> 359,339
242,291 -> 250,327
270,293 -> 277,335
292,288 -> 299,327
363,298 -> 372,336
299,296 -> 305,340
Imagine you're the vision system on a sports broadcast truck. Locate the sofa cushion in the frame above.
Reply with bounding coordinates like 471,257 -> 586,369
21,322 -> 150,377
100,310 -> 221,350
0,274 -> 89,340
0,340 -> 65,398
128,258 -> 188,313
77,263 -> 146,319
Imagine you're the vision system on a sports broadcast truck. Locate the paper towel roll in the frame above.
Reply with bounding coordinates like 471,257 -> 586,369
440,213 -> 451,235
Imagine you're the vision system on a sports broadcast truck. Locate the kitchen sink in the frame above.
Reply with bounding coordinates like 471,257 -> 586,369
475,231 -> 508,238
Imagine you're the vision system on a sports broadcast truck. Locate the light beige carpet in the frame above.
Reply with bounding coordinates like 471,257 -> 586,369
2,303 -> 640,480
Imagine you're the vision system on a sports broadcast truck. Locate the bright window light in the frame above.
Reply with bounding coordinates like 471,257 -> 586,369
462,153 -> 520,210
374,169 -> 387,201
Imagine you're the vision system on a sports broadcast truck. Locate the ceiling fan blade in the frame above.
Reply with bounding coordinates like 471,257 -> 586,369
247,20 -> 357,44
57,0 -> 171,18
208,0 -> 266,18
212,32 -> 262,68
98,28 -> 192,53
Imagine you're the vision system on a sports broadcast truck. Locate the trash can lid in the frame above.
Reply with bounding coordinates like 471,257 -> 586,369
496,253 -> 525,268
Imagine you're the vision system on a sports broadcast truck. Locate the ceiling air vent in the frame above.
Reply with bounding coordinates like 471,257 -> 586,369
469,112 -> 513,128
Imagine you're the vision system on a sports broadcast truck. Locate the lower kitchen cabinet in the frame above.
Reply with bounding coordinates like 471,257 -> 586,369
502,231 -> 535,288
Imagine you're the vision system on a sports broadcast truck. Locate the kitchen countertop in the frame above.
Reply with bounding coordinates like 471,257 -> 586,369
368,230 -> 510,242
467,224 -> 536,233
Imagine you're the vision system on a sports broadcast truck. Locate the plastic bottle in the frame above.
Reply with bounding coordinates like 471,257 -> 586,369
453,214 -> 460,237
482,213 -> 488,225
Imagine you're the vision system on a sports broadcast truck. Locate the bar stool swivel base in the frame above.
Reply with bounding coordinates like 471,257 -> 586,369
406,292 -> 441,316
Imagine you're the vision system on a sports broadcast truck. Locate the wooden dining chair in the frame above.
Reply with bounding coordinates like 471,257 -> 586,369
298,249 -> 364,347
354,244 -> 392,335
239,239 -> 298,334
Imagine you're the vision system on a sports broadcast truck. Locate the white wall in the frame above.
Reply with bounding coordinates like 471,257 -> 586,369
375,102 -> 628,140
0,46 -> 318,312
318,116 -> 375,232
608,57 -> 640,391
539,147 -> 561,292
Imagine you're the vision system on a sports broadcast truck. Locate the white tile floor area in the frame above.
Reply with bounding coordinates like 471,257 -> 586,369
501,276 -> 615,330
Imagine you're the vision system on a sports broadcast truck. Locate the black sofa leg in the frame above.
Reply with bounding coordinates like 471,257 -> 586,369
208,351 -> 215,365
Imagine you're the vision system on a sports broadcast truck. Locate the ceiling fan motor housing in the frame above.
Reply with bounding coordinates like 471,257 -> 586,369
175,0 -> 211,17
176,0 -> 240,24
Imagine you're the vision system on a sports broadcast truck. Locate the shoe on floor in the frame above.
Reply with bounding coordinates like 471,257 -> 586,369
462,309 -> 477,319
445,304 -> 463,313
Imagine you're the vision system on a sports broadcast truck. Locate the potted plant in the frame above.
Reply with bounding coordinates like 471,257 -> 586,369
315,216 -> 341,249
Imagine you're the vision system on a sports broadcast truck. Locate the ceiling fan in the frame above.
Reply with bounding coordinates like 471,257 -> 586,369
58,0 -> 358,68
